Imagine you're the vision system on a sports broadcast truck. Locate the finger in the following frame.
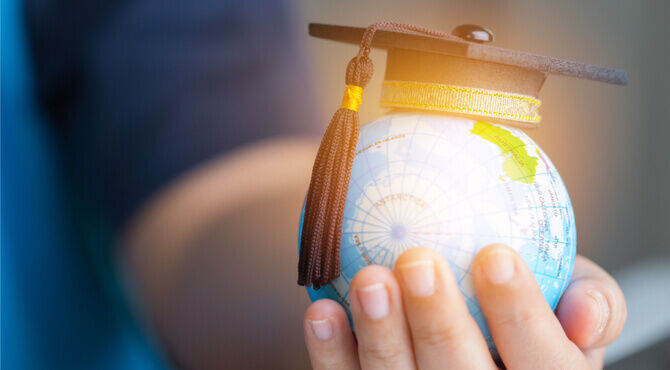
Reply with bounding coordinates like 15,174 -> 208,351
473,244 -> 589,369
394,247 -> 497,370
584,347 -> 606,369
556,255 -> 627,349
304,299 -> 360,370
350,265 -> 416,369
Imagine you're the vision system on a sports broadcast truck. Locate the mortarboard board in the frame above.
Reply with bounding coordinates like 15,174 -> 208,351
298,22 -> 627,288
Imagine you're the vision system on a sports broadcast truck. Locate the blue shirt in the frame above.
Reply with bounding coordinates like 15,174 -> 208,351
2,1 -> 318,368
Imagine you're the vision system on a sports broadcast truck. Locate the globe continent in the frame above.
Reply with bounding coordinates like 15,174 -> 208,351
300,113 -> 576,351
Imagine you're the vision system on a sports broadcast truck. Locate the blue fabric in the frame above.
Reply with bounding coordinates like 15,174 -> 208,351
3,0 -> 318,368
1,0 -> 168,368
24,0 -> 321,229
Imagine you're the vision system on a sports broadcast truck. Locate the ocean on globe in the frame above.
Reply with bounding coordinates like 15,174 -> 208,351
299,112 -> 576,352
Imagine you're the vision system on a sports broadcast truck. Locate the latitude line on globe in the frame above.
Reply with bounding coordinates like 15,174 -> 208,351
384,127 -> 403,223
359,130 -> 397,224
408,229 -> 570,247
418,123 -> 534,203
361,136 -> 399,230
400,119 -> 452,224
379,118 -> 469,233
342,216 -> 389,230
408,171 -> 554,228
402,232 -> 474,269
410,204 -> 569,231
398,116 -> 422,225
338,236 -> 386,273
397,122 -> 509,227
349,176 -> 395,226
345,197 -> 393,229
402,133 -> 534,227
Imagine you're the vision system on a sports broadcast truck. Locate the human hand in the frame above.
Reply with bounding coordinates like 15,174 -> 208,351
303,245 -> 626,369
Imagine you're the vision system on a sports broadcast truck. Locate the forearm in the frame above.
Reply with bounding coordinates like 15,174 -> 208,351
120,138 -> 317,369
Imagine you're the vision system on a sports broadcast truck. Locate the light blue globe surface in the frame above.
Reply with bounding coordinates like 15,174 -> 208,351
300,113 -> 576,352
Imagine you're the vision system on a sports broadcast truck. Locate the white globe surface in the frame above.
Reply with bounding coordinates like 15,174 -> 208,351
300,113 -> 576,351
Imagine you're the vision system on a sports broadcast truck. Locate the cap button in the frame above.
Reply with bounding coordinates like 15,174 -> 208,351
451,24 -> 494,43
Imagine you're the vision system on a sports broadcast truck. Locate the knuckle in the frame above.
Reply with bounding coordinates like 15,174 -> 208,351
412,322 -> 462,349
361,341 -> 405,362
497,309 -> 544,330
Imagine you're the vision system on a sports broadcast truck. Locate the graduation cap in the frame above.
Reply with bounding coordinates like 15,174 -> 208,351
297,22 -> 627,288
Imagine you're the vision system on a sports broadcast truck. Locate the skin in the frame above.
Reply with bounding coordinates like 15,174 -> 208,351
121,139 -> 625,369
304,246 -> 627,370
122,138 -> 323,368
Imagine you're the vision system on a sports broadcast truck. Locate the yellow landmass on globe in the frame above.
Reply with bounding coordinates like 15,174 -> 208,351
470,121 -> 539,184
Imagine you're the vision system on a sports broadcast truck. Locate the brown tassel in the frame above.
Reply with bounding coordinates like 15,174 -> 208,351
298,22 -> 462,288
298,56 -> 373,288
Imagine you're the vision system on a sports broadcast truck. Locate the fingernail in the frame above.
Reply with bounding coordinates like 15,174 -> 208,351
357,283 -> 389,320
398,260 -> 435,297
309,319 -> 333,341
480,249 -> 516,284
586,289 -> 610,336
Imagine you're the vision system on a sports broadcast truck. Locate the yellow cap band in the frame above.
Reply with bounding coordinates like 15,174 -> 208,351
341,85 -> 363,112
380,80 -> 541,124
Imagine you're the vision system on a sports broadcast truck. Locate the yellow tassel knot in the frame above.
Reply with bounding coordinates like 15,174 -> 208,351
341,85 -> 363,112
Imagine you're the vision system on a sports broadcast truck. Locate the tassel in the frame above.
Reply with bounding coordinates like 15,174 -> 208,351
298,56 -> 373,288
298,22 -> 462,288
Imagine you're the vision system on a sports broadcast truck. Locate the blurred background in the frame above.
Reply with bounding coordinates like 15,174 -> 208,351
2,0 -> 668,369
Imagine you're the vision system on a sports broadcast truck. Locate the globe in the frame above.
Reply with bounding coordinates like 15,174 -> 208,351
299,112 -> 576,352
